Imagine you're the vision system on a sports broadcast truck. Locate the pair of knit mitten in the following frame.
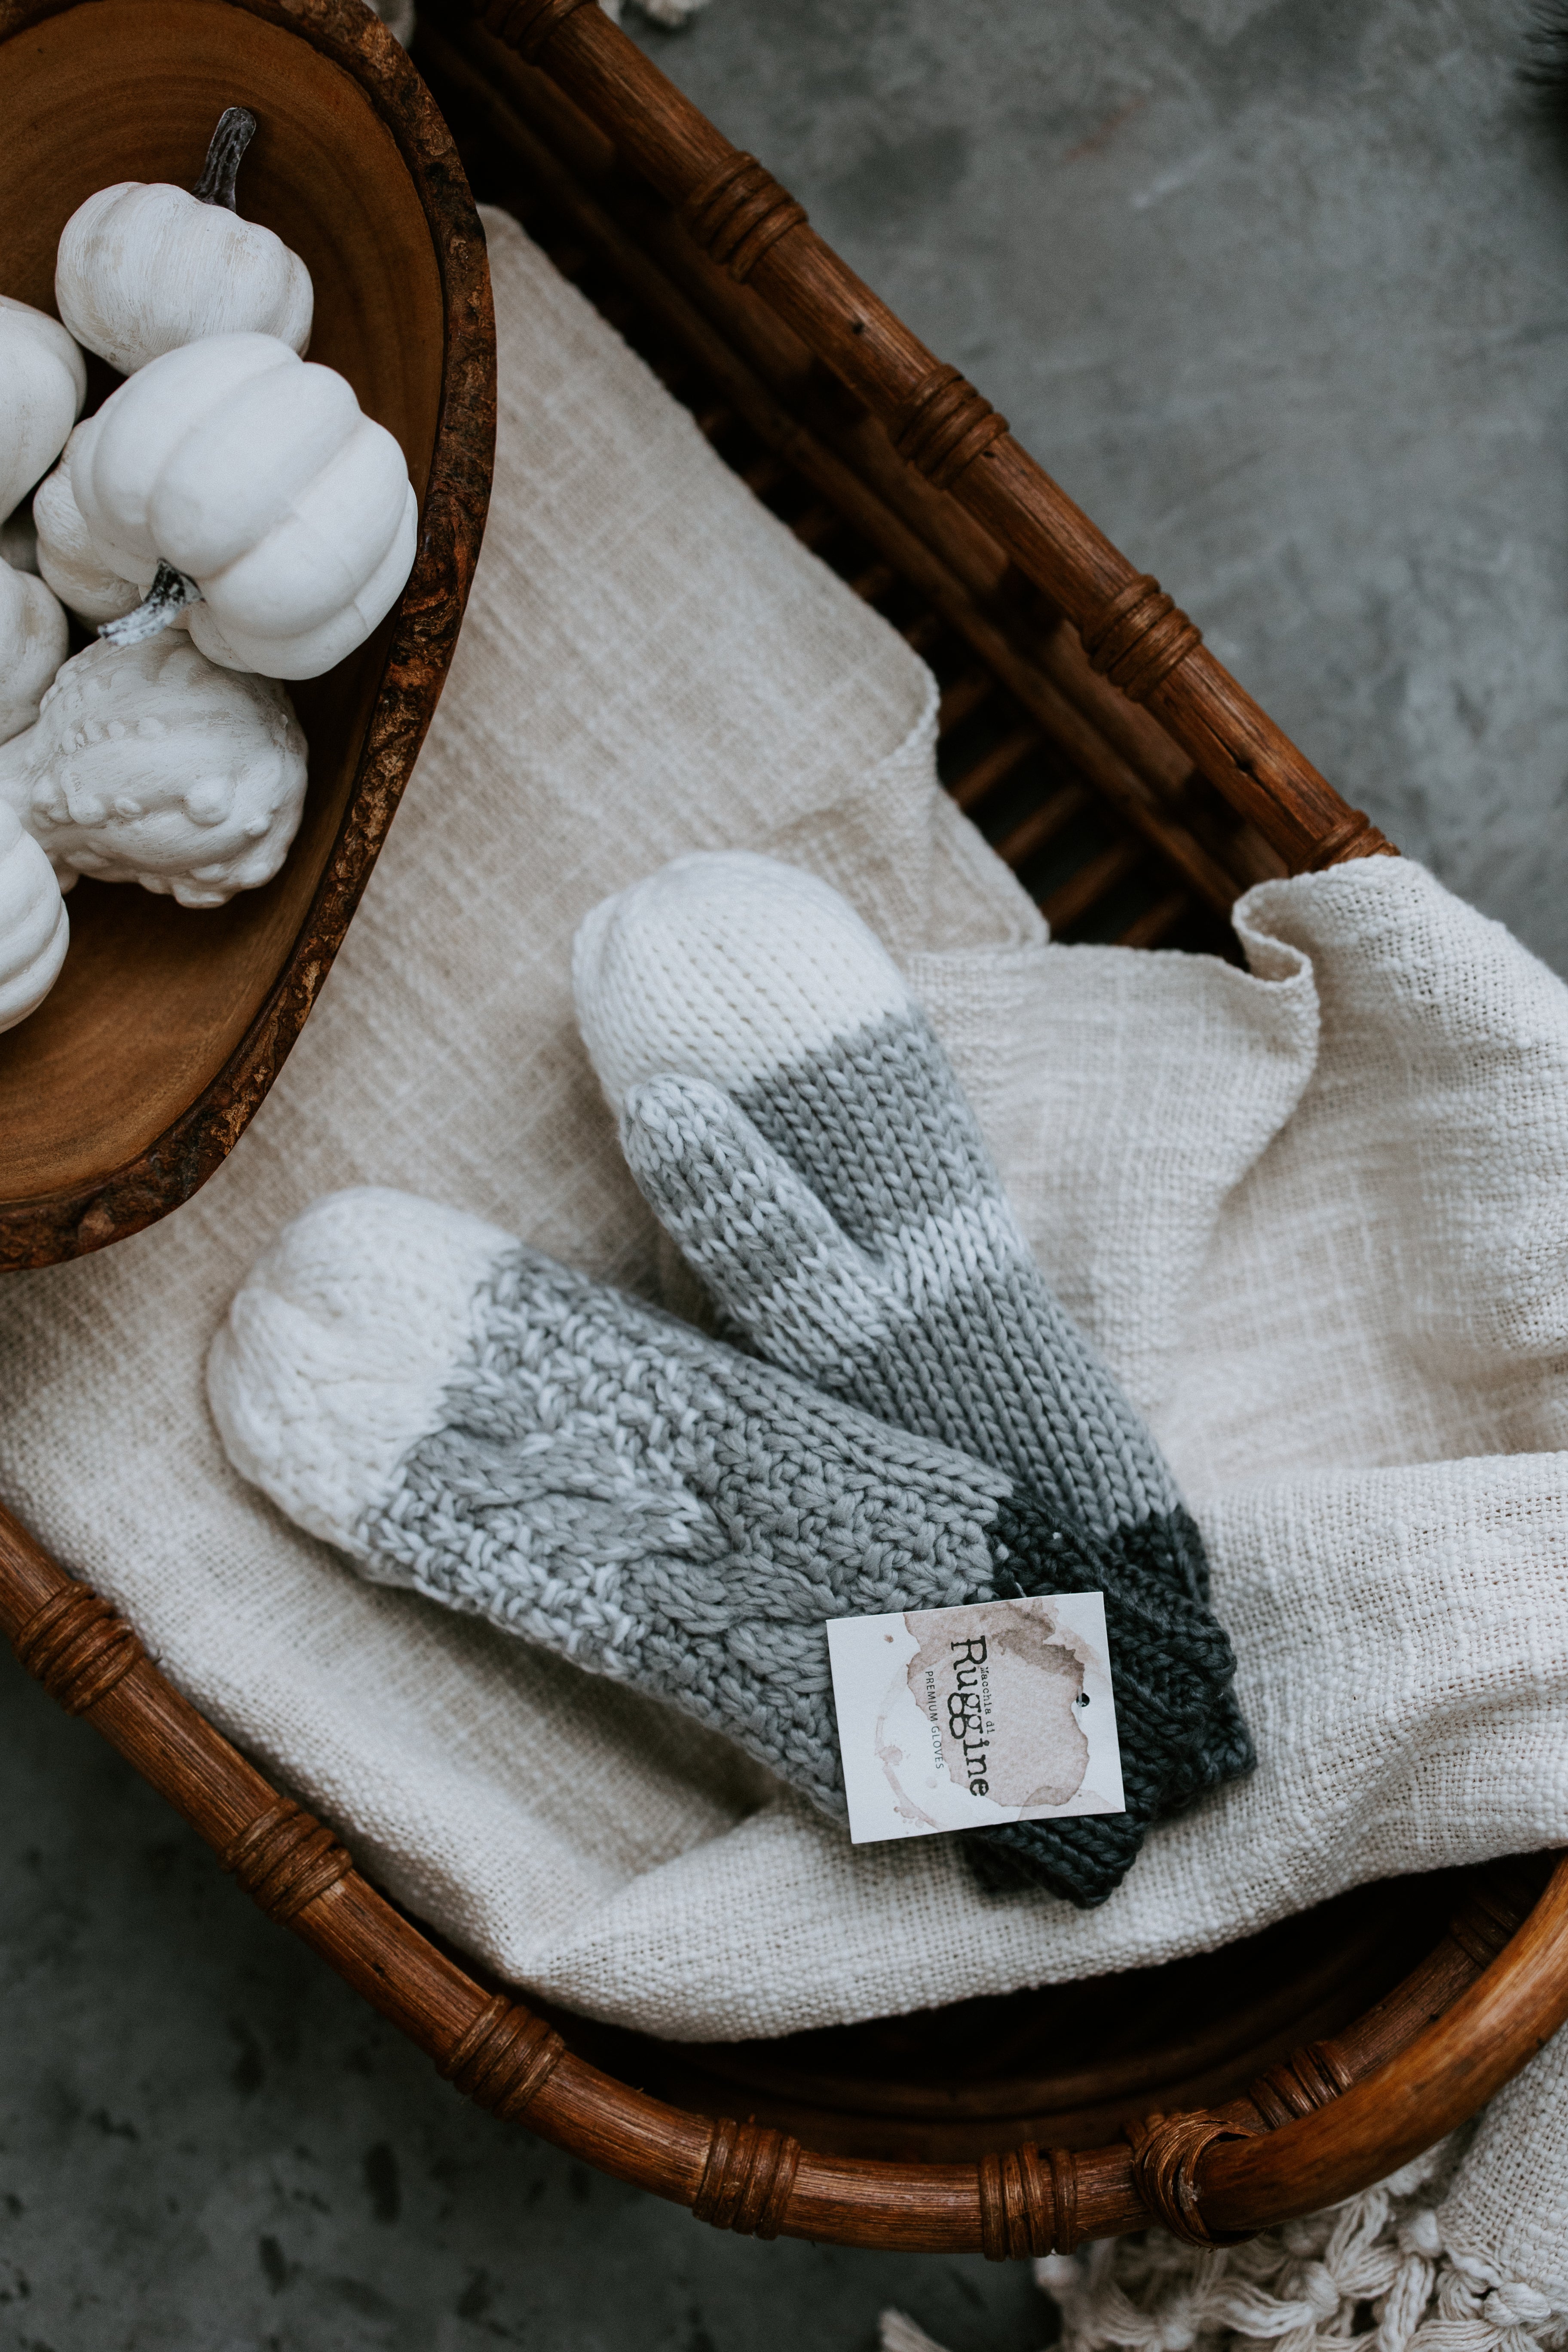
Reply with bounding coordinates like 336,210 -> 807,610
209,855 -> 1251,1905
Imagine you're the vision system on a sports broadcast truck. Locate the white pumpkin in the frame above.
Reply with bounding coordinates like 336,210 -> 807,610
33,428 -> 142,625
0,633 -> 309,907
0,296 -> 87,525
72,332 -> 417,681
0,558 -> 69,746
55,107 -> 313,377
0,800 -> 68,1033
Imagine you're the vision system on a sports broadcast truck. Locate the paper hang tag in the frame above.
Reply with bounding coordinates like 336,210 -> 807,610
825,1591 -> 1125,1847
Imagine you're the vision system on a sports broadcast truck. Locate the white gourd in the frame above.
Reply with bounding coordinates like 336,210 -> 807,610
0,559 -> 69,747
73,332 -> 417,682
0,634 -> 309,908
55,108 -> 313,377
0,801 -> 68,1034
0,296 -> 87,525
33,429 -> 142,625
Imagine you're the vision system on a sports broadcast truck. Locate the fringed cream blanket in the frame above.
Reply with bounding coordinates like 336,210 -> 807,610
1,212 -> 1563,2309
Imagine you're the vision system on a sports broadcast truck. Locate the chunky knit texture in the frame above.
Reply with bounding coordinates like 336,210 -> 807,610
210,1188 -> 1239,1904
573,852 -> 1253,1885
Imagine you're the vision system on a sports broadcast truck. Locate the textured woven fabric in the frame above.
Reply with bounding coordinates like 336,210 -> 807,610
0,206 -> 1564,2291
574,850 -> 1253,1885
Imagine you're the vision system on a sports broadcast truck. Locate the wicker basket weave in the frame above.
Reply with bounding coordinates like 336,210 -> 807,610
2,0 -> 1565,2265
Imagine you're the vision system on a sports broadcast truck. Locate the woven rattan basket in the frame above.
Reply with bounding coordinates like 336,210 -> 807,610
3,0 -> 1565,2265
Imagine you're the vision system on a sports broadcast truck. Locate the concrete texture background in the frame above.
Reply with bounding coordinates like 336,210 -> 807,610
634,0 -> 1568,975
3,3 -> 1564,2346
0,1663 -> 1043,2351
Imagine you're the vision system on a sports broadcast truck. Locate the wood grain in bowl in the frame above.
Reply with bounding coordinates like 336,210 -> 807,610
0,0 -> 494,1265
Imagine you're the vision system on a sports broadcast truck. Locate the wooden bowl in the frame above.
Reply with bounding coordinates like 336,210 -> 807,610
0,0 -> 495,1270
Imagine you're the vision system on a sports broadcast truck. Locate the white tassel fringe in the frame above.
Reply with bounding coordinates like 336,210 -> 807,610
879,2140 -> 1566,2352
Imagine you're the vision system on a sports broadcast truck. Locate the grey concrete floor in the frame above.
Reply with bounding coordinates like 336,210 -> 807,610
632,0 -> 1568,975
5,2 -> 1565,2346
0,1658 -> 1044,2352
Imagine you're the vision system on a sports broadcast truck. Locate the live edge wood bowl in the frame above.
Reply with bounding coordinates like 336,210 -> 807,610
0,0 -> 495,1270
3,0 -> 1565,2268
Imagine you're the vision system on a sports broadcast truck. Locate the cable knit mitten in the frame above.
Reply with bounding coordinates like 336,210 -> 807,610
208,1188 -> 1237,1905
573,853 -> 1253,1876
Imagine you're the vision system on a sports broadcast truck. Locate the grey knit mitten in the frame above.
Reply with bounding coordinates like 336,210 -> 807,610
573,854 -> 1253,1884
208,1188 -> 1236,1905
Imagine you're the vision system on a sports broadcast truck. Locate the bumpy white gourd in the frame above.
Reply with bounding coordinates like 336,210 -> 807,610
73,333 -> 417,681
0,558 -> 69,747
55,108 -> 313,377
0,801 -> 68,1033
34,429 -> 142,625
0,634 -> 309,907
0,297 -> 87,525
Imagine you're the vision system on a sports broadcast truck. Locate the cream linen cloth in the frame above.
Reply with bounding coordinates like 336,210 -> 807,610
2,211 -> 1565,2295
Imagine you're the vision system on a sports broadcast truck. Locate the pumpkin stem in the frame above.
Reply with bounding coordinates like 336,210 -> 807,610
98,564 -> 204,649
192,107 -> 258,211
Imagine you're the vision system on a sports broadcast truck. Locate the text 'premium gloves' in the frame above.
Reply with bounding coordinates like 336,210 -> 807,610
573,853 -> 1253,1889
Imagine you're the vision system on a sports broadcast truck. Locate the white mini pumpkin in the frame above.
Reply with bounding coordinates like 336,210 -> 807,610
0,800 -> 68,1034
0,558 -> 69,747
55,107 -> 313,377
33,428 -> 142,625
0,634 -> 309,907
72,332 -> 417,681
0,296 -> 87,525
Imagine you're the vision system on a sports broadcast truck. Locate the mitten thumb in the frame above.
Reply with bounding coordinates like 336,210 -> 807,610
621,1072 -> 895,1383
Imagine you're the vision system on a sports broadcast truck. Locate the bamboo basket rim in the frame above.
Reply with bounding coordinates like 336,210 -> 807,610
3,1504 -> 1566,2257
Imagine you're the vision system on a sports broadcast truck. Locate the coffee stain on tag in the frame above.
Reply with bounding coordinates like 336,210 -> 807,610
873,1723 -> 940,1829
903,1599 -> 1090,1809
